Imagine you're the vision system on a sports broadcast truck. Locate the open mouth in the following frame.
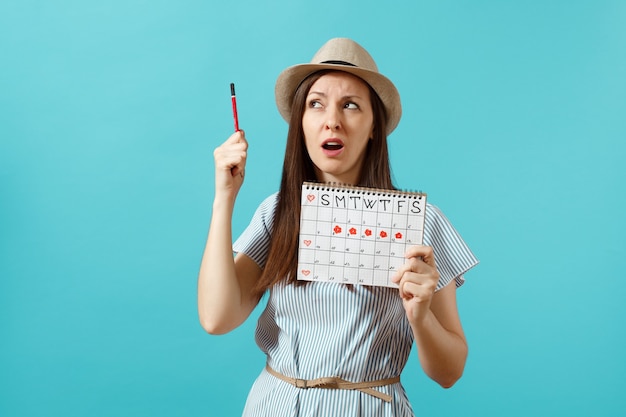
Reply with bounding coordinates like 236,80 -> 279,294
322,140 -> 344,151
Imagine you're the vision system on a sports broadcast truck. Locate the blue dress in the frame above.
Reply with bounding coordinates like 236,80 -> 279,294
233,193 -> 478,417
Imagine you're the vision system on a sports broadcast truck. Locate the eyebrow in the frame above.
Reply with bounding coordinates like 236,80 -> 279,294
307,91 -> 365,100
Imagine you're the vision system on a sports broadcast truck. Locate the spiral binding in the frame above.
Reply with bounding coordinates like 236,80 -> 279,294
302,181 -> 426,199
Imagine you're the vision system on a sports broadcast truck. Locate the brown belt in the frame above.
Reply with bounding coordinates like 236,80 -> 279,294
265,364 -> 399,403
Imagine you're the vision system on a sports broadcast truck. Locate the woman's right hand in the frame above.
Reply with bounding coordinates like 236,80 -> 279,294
199,129 -> 260,334
213,130 -> 248,202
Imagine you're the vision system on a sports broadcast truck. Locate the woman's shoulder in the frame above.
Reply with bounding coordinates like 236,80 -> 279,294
246,191 -> 279,230
260,191 -> 279,208
423,201 -> 462,239
423,201 -> 479,288
255,191 -> 279,216
424,202 -> 447,227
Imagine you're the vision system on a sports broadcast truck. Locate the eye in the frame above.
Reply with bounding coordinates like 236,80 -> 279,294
309,100 -> 322,108
344,102 -> 359,110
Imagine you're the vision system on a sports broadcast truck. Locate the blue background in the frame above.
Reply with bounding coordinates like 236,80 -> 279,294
1,1 -> 625,416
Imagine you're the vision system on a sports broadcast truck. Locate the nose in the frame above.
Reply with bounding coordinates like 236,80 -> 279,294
324,105 -> 342,131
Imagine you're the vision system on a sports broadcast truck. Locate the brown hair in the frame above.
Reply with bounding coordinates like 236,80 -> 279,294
253,70 -> 395,298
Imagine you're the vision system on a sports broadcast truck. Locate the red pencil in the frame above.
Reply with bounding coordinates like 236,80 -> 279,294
230,83 -> 239,132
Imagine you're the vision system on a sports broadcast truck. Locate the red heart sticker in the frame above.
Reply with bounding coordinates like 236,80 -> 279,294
307,194 -> 315,202
301,270 -> 311,276
303,240 -> 312,246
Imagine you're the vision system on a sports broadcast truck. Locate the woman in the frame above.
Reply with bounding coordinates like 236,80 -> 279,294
198,38 -> 478,416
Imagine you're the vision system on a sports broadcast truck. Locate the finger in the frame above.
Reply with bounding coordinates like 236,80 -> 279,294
215,135 -> 247,162
391,256 -> 429,283
224,130 -> 247,145
400,281 -> 421,299
404,245 -> 437,268
396,271 -> 433,295
231,161 -> 245,177
399,276 -> 436,300
215,149 -> 247,170
399,280 -> 430,302
216,141 -> 248,158
392,261 -> 418,283
391,264 -> 408,283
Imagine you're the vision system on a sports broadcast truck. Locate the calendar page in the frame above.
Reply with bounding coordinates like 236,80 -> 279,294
297,182 -> 427,287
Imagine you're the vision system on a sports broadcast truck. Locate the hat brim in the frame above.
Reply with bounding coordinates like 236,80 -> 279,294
275,63 -> 402,135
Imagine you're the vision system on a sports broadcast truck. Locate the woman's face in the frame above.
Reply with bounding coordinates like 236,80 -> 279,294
302,72 -> 374,185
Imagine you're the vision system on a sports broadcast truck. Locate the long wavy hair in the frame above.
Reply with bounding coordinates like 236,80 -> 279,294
253,70 -> 395,298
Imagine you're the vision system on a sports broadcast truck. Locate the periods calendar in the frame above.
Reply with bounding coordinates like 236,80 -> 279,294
297,182 -> 427,288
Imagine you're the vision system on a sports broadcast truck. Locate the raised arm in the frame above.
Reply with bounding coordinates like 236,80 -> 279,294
197,131 -> 262,335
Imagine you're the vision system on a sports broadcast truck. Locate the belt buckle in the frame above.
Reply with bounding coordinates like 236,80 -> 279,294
294,378 -> 308,389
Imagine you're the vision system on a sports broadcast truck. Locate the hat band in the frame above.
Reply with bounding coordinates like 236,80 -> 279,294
321,60 -> 357,67
289,60 -> 362,110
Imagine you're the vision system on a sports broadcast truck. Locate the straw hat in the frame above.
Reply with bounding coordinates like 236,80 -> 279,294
275,38 -> 402,135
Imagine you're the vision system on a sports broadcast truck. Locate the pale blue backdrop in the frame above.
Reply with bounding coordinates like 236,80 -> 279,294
1,1 -> 624,416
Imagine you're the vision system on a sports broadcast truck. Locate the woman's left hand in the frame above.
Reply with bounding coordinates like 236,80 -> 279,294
391,245 -> 440,325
